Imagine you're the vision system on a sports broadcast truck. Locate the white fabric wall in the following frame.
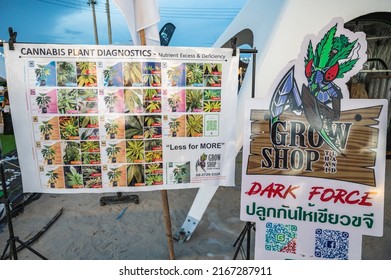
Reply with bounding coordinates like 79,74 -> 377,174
214,0 -> 391,151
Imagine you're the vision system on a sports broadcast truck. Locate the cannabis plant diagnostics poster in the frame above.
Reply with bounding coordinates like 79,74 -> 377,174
240,19 -> 388,259
4,44 -> 238,193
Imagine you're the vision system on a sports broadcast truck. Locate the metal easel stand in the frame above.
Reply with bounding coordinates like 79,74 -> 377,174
232,221 -> 255,260
0,147 -> 47,260
0,27 -> 46,260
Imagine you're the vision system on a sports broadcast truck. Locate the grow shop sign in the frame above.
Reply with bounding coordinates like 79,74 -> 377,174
240,18 -> 387,237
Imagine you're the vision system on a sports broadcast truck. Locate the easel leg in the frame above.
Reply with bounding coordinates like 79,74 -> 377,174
1,237 -> 48,260
174,185 -> 219,242
1,242 -> 11,259
233,224 -> 248,260
232,222 -> 255,260
0,145 -> 47,260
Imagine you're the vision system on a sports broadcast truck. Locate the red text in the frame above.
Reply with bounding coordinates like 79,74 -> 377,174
245,182 -> 300,199
308,186 -> 376,206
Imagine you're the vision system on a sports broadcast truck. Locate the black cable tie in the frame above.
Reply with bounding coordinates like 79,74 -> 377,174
231,37 -> 237,56
8,27 -> 17,51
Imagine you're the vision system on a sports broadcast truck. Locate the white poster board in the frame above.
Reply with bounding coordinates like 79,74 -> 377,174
4,43 -> 238,193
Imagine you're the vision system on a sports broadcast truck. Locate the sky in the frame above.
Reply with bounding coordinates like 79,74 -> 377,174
0,0 -> 247,78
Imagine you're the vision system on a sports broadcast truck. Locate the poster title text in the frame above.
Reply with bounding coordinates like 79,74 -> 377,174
20,47 -> 153,58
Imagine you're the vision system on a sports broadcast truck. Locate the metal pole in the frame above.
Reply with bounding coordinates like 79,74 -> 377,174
246,222 -> 251,260
106,0 -> 112,44
251,48 -> 257,98
238,48 -> 258,98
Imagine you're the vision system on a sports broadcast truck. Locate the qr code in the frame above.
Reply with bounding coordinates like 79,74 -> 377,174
314,228 -> 349,259
265,222 -> 297,254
